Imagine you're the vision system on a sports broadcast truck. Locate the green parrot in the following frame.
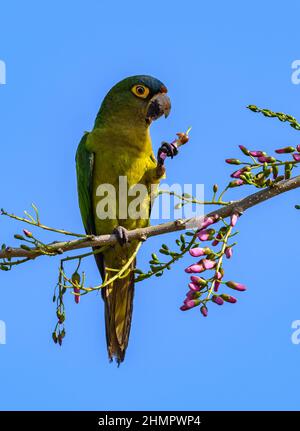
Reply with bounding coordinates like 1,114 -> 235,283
76,75 -> 177,363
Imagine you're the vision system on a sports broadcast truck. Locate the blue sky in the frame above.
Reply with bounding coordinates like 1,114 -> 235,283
1,0 -> 300,410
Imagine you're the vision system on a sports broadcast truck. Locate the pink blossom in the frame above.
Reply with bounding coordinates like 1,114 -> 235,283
293,153 -> 300,162
185,263 -> 204,273
215,271 -> 222,280
185,299 -> 200,309
225,247 -> 233,259
249,150 -> 265,157
297,145 -> 300,153
190,276 -> 207,287
225,158 -> 241,165
257,156 -> 275,163
230,213 -> 239,227
23,229 -> 33,238
186,291 -> 200,300
239,145 -> 249,155
198,215 -> 218,230
229,179 -> 244,187
189,247 -> 206,257
188,282 -> 206,292
74,287 -> 80,304
226,281 -> 247,291
180,305 -> 189,311
275,146 -> 295,154
214,281 -> 221,292
221,294 -> 237,303
188,282 -> 201,291
231,169 -> 244,178
212,295 -> 224,305
197,229 -> 211,241
200,306 -> 208,317
212,232 -> 222,246
201,259 -> 216,270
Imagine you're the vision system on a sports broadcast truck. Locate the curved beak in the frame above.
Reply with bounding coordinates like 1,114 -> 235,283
146,93 -> 171,124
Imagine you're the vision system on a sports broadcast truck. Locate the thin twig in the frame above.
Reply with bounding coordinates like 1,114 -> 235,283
1,174 -> 300,260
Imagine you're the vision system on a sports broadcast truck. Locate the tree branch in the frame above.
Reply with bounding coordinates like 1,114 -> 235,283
1,174 -> 300,261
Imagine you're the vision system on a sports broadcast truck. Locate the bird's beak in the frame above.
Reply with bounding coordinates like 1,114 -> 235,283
146,93 -> 171,124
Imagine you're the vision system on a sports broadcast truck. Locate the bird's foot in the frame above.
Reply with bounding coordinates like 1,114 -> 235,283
113,226 -> 129,246
157,141 -> 179,166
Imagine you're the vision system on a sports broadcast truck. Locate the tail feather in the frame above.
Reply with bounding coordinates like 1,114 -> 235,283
101,260 -> 135,364
93,244 -> 136,364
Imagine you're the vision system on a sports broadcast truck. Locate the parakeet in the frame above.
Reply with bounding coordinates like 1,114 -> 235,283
76,75 -> 176,364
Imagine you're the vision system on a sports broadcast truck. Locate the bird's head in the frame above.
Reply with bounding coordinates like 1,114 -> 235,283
94,75 -> 171,129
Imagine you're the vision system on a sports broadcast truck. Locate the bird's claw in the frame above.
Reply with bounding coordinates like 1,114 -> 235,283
157,142 -> 178,166
113,226 -> 129,246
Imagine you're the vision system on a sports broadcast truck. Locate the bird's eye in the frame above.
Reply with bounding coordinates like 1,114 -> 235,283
131,84 -> 150,99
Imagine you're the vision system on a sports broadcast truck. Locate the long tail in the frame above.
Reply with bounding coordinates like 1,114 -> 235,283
102,261 -> 135,364
94,249 -> 135,364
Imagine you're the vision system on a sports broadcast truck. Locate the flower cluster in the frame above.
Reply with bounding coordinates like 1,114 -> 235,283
225,143 -> 300,189
180,214 -> 246,316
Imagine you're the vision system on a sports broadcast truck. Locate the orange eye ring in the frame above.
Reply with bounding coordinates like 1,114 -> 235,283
131,84 -> 150,99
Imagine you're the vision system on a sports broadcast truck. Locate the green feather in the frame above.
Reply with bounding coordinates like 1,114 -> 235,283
75,132 -> 95,235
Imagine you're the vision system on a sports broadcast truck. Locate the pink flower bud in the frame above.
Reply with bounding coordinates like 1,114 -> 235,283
189,247 -> 206,257
239,145 -> 250,155
221,294 -> 237,303
180,305 -> 189,311
211,232 -> 222,246
185,263 -> 204,273
228,179 -> 244,188
214,281 -> 221,292
185,299 -> 200,309
186,290 -> 201,299
74,287 -> 80,304
215,271 -> 222,280
225,158 -> 241,165
231,169 -> 244,178
293,153 -> 300,162
198,215 -> 218,230
212,295 -> 224,305
257,156 -> 275,163
197,229 -> 214,241
226,281 -> 247,291
201,259 -> 216,270
275,146 -> 295,154
225,247 -> 233,258
190,276 -> 207,286
230,213 -> 239,227
200,305 -> 208,317
249,150 -> 265,157
188,282 -> 201,291
23,229 -> 33,238
297,145 -> 300,153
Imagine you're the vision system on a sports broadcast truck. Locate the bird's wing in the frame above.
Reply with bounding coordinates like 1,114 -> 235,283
75,132 -> 95,235
75,132 -> 105,279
